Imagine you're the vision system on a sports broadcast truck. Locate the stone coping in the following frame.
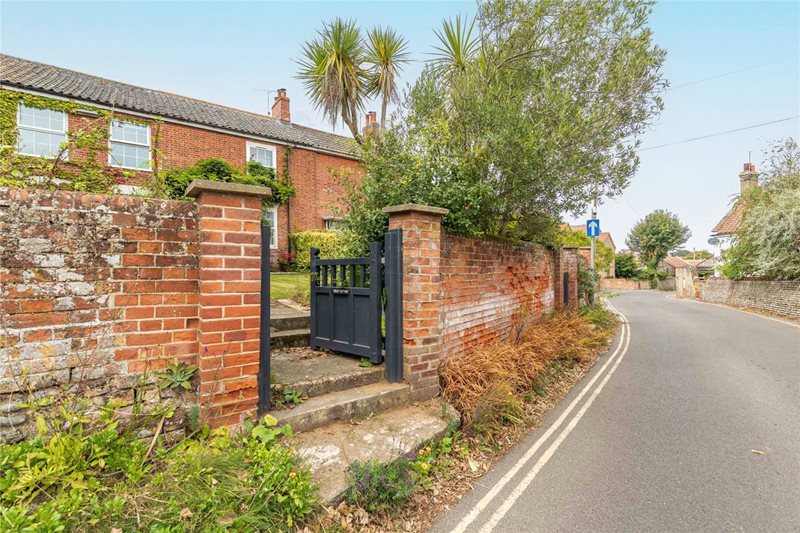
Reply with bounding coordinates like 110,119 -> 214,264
185,179 -> 272,198
382,203 -> 449,216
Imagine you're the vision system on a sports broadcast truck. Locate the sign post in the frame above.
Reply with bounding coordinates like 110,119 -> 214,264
586,217 -> 600,304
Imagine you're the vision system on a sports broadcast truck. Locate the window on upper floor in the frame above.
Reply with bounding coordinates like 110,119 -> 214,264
17,104 -> 68,158
109,120 -> 151,170
246,141 -> 276,169
262,206 -> 279,249
324,218 -> 345,231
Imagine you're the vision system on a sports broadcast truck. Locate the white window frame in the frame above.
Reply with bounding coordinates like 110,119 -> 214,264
108,120 -> 151,170
324,217 -> 345,231
246,141 -> 277,169
16,104 -> 68,159
263,206 -> 279,249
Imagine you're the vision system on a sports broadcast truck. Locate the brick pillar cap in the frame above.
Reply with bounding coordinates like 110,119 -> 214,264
382,203 -> 449,216
185,179 -> 272,199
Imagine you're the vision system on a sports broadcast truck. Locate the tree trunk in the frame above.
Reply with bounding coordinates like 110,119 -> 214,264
380,96 -> 388,132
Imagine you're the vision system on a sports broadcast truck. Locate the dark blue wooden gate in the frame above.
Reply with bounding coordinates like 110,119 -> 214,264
309,229 -> 403,382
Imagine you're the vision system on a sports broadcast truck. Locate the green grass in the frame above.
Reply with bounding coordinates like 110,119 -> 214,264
271,272 -> 309,301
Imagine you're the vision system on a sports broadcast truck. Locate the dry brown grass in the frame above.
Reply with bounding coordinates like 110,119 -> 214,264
440,312 -> 614,421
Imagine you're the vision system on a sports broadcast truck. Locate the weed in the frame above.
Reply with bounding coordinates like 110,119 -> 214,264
359,357 -> 374,368
157,361 -> 198,390
344,458 -> 417,514
0,398 -> 317,531
282,388 -> 305,406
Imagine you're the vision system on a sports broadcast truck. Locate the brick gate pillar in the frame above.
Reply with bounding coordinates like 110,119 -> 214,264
383,204 -> 449,401
186,180 -> 271,427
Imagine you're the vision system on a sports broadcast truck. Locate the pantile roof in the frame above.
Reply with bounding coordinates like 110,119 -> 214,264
711,201 -> 745,236
0,54 -> 358,158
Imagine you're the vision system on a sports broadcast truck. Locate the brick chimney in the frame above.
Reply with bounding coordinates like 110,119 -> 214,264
271,88 -> 290,122
739,162 -> 759,195
364,111 -> 380,136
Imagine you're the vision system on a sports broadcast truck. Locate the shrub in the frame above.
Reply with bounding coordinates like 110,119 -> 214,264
614,252 -> 642,279
158,157 -> 294,205
290,230 -> 347,270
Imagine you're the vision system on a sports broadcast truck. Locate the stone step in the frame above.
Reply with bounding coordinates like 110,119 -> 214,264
270,328 -> 310,348
271,349 -> 383,399
272,382 -> 410,434
270,313 -> 310,332
292,400 -> 457,504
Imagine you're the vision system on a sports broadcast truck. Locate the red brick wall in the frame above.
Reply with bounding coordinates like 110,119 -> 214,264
385,205 -> 578,401
0,187 -> 199,398
441,236 -> 558,358
0,183 -> 269,440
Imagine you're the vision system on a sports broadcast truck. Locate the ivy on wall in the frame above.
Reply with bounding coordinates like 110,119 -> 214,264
0,90 -> 129,192
0,90 -> 297,205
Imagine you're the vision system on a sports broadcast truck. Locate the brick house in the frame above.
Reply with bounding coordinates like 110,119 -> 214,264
711,163 -> 758,247
0,54 -> 361,264
565,224 -> 616,278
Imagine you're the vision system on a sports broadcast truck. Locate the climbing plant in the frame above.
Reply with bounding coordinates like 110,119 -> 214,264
157,157 -> 295,205
0,90 -> 140,193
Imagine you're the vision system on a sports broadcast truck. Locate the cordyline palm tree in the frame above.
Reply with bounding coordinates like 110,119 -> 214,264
365,27 -> 410,130
431,14 -> 479,79
298,19 -> 409,142
297,18 -> 368,143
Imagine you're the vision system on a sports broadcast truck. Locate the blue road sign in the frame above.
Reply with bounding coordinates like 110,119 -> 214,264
586,219 -> 601,238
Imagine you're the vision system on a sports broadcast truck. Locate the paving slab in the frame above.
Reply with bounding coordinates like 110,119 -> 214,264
293,400 -> 457,503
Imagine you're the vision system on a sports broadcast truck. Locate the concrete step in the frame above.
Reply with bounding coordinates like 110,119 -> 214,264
270,328 -> 310,348
292,400 -> 457,503
271,349 -> 383,399
270,313 -> 310,332
273,382 -> 410,434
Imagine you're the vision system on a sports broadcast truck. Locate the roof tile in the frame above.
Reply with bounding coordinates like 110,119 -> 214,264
0,54 -> 358,158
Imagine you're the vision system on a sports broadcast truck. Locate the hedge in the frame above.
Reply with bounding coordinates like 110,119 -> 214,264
290,230 -> 347,270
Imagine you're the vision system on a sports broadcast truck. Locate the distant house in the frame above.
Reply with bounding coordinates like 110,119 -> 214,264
684,258 -> 715,278
565,224 -> 616,278
659,255 -> 690,277
710,163 -> 759,268
0,54 -> 362,264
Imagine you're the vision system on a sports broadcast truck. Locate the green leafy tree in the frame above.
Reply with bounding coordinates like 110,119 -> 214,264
614,252 -> 642,279
625,210 -> 691,269
721,139 -> 800,280
559,229 -> 614,274
674,249 -> 712,259
343,0 -> 665,248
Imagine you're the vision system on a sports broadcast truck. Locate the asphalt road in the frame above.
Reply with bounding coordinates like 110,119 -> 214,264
431,291 -> 800,533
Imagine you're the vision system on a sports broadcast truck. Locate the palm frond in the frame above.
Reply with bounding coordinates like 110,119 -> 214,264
295,18 -> 368,140
430,14 -> 479,78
